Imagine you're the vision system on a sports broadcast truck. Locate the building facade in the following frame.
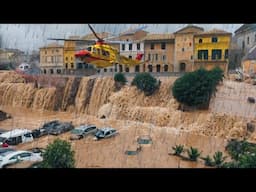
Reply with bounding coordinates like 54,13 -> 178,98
39,43 -> 64,74
234,24 -> 256,55
194,29 -> 232,74
242,45 -> 256,74
117,29 -> 148,73
174,25 -> 204,72
144,34 -> 175,72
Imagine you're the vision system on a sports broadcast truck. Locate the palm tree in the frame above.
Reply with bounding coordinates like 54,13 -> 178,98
172,144 -> 184,156
187,147 -> 201,161
201,155 -> 214,166
213,151 -> 227,167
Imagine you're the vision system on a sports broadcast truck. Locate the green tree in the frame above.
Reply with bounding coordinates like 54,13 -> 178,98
114,73 -> 127,91
131,73 -> 160,96
114,73 -> 127,84
41,138 -> 75,168
172,68 -> 223,108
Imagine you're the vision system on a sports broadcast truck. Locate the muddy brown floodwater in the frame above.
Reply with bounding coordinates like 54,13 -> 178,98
0,71 -> 253,168
0,106 -> 228,168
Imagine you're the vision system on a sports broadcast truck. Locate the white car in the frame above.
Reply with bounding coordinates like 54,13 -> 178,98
0,150 -> 43,168
94,127 -> 118,140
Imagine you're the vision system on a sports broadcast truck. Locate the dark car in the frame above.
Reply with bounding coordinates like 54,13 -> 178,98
48,122 -> 74,135
34,120 -> 60,137
94,127 -> 118,140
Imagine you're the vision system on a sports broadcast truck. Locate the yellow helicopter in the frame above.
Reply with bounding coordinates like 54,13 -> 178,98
49,24 -> 147,69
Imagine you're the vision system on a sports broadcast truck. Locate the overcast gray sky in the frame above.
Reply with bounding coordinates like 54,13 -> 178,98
0,24 -> 243,53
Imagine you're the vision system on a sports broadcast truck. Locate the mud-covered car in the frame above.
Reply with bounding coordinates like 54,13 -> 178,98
48,122 -> 74,135
70,125 -> 97,140
33,120 -> 60,138
94,127 -> 118,140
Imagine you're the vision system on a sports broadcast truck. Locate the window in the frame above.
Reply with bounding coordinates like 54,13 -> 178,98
180,63 -> 186,72
56,49 -> 59,53
45,51 -> 47,54
212,37 -> 218,43
104,68 -> 107,72
44,69 -> 46,74
87,47 -> 92,52
162,55 -> 166,61
24,133 -> 32,138
102,49 -> 107,56
129,55 -> 132,59
105,51 -> 110,57
71,63 -> 74,68
148,65 -> 153,72
125,67 -> 129,72
225,49 -> 229,59
247,36 -> 250,44
19,152 -> 32,158
199,39 -> 203,43
150,43 -> 154,50
155,54 -> 158,61
78,63 -> 83,69
161,42 -> 166,49
212,49 -> 222,60
242,41 -> 245,49
70,56 -> 73,61
129,44 -> 132,50
182,48 -> 184,52
135,65 -> 140,72
122,44 -> 125,51
119,65 -> 123,72
110,68 -> 113,72
255,34 -> 256,42
137,43 -> 140,50
65,63 -> 68,69
198,50 -> 208,60
148,54 -> 151,61
97,48 -> 101,55
164,65 -> 168,72
156,64 -> 161,72
93,48 -> 96,54
57,69 -> 61,74
50,69 -> 54,74
191,55 -> 193,60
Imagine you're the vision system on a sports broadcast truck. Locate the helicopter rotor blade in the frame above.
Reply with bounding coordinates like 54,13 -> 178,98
88,24 -> 104,42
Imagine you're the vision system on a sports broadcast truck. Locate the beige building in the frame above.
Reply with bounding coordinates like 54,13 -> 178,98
39,43 -> 64,74
144,34 -> 175,72
174,25 -> 204,72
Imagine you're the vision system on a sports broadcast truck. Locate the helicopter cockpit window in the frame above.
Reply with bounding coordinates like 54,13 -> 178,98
87,47 -> 92,52
97,48 -> 101,55
105,51 -> 110,57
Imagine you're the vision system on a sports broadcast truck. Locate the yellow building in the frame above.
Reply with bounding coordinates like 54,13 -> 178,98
64,40 -> 76,70
194,29 -> 232,74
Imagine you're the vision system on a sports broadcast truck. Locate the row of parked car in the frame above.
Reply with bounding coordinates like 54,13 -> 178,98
32,120 -> 74,138
0,120 -> 118,148
69,124 -> 118,141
